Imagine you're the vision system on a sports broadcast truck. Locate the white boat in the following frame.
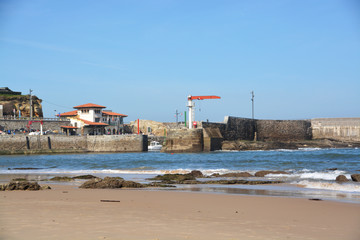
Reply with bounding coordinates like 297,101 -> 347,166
148,141 -> 162,151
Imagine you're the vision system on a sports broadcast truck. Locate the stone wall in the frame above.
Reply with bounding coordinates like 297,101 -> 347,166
311,118 -> 360,141
162,129 -> 203,153
202,117 -> 312,142
223,116 -> 256,141
0,134 -> 147,154
256,120 -> 312,141
0,119 -> 70,132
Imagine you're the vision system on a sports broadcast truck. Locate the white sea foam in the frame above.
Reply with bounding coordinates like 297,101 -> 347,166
270,148 -> 322,152
298,170 -> 348,181
0,168 -> 260,178
297,147 -> 322,151
297,180 -> 360,193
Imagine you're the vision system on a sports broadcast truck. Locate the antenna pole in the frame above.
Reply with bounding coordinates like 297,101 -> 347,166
29,89 -> 33,119
175,110 -> 180,125
251,91 -> 254,119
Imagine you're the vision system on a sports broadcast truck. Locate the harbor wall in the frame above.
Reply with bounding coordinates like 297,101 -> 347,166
167,117 -> 360,152
202,117 -> 312,141
311,118 -> 360,141
0,135 -> 147,154
162,129 -> 203,153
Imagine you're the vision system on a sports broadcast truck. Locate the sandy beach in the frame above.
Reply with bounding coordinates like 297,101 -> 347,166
1,183 -> 360,240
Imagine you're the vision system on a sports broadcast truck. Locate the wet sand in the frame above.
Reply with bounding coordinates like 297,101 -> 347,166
1,183 -> 360,240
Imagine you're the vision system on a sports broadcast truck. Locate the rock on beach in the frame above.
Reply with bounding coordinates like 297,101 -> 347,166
79,177 -> 144,189
335,175 -> 349,182
0,181 -> 50,191
254,170 -> 288,177
351,174 -> 360,182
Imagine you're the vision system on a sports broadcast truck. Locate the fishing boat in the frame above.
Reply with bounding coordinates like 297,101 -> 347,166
148,141 -> 162,151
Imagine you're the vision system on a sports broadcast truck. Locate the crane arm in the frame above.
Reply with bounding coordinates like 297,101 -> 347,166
188,95 -> 221,100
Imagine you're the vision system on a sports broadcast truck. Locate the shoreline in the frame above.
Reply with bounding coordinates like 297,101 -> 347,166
1,172 -> 360,204
1,183 -> 360,240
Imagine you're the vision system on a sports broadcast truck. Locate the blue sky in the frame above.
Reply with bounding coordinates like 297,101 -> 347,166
1,0 -> 359,122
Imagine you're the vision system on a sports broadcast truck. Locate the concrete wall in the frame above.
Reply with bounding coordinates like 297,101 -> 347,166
0,134 -> 147,154
87,135 -> 148,152
203,128 -> 223,152
311,118 -> 360,141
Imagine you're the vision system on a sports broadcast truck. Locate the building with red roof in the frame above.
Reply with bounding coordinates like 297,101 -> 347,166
58,103 -> 127,135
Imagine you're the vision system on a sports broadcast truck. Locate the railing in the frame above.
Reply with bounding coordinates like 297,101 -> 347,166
0,117 -> 69,121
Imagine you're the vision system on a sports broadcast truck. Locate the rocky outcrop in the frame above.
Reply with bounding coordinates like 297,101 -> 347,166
254,171 -> 288,177
149,173 -> 197,184
0,94 -> 43,117
79,177 -> 144,189
128,119 -> 170,136
351,174 -> 360,182
0,180 -> 50,191
189,170 -> 204,178
222,139 -> 360,151
335,175 -> 349,182
213,172 -> 253,178
149,172 -> 283,185
49,175 -> 97,181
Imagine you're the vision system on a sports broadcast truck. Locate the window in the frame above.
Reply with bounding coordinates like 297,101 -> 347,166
95,110 -> 101,114
95,118 -> 100,122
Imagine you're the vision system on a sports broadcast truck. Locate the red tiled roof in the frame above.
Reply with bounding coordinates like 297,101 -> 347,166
73,103 -> 106,109
102,111 -> 128,117
59,110 -> 78,117
78,118 -> 108,126
61,126 -> 78,129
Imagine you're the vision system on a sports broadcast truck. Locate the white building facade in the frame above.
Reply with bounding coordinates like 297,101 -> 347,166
59,103 -> 127,135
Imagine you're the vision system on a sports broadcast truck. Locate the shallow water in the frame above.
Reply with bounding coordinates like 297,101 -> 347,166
1,148 -> 360,203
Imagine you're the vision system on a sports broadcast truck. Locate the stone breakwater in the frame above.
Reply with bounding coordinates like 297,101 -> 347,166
163,117 -> 360,153
0,135 -> 148,154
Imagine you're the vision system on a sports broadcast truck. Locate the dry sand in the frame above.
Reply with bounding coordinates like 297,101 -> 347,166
1,184 -> 360,240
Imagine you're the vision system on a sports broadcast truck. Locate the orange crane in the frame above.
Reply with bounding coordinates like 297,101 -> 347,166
187,95 -> 221,129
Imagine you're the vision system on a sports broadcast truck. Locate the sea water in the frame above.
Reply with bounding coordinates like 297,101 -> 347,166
1,148 -> 360,203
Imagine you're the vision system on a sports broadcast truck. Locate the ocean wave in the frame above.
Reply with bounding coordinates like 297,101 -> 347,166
296,180 -> 360,193
298,170 -> 348,181
269,148 -> 322,152
0,168 -> 353,182
0,168 -> 259,177
297,147 -> 322,151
